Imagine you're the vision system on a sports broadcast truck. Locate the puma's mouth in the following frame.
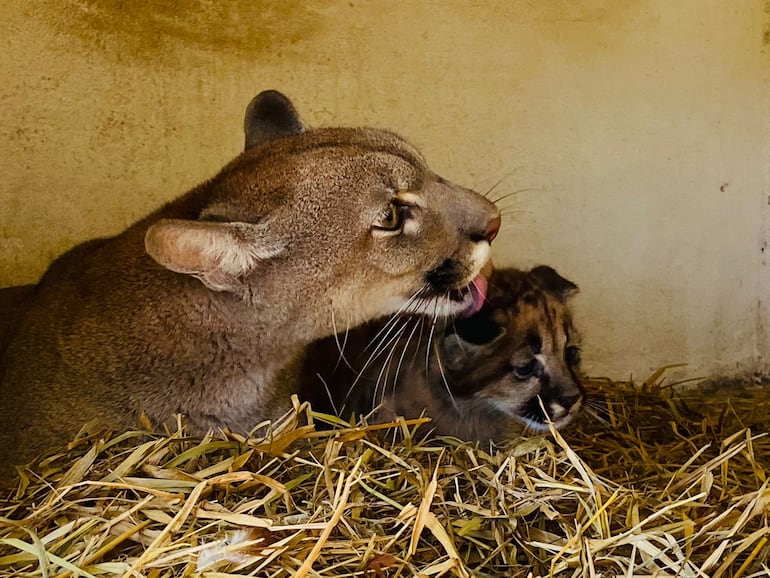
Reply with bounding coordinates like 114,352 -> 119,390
457,274 -> 488,317
406,274 -> 488,318
422,254 -> 493,318
408,252 -> 493,318
444,274 -> 488,317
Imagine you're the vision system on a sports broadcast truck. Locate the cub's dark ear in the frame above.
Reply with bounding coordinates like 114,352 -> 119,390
441,321 -> 507,372
450,309 -> 503,345
529,265 -> 578,300
244,90 -> 305,150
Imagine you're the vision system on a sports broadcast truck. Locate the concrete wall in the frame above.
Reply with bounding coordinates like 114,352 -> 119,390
1,0 -> 768,382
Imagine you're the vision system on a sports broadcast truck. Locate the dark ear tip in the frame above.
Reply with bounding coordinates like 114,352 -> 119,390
246,90 -> 296,117
529,265 -> 579,298
450,307 -> 503,345
244,90 -> 304,149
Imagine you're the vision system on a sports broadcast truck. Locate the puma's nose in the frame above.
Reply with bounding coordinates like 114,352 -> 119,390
484,215 -> 501,243
469,214 -> 501,244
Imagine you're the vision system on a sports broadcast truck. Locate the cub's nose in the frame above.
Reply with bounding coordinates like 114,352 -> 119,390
557,391 -> 583,414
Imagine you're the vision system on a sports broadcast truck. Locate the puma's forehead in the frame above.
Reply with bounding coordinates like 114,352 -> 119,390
213,126 -> 435,207
243,126 -> 429,172
207,127 -> 433,219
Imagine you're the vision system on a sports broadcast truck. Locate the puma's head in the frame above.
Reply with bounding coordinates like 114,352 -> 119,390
438,266 -> 584,432
144,90 -> 500,340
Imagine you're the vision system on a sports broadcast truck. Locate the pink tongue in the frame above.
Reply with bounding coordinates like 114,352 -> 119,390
464,274 -> 488,317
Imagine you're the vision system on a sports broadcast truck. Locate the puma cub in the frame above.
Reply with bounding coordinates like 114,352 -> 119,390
302,266 -> 583,442
0,90 -> 500,479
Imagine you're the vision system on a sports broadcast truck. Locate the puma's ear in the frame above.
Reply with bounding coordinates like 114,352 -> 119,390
145,219 -> 284,292
529,265 -> 578,300
244,90 -> 305,150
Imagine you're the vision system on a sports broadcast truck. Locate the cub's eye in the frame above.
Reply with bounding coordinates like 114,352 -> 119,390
565,345 -> 581,365
512,358 -> 539,380
373,202 -> 402,232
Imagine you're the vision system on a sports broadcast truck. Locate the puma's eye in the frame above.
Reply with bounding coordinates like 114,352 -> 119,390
565,345 -> 581,365
512,358 -> 539,380
374,202 -> 401,231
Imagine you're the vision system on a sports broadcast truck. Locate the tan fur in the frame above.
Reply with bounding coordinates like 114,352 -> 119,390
0,90 -> 500,481
302,266 -> 583,443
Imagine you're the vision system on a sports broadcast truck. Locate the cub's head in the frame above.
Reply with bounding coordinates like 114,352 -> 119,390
144,90 -> 500,339
438,266 -> 584,432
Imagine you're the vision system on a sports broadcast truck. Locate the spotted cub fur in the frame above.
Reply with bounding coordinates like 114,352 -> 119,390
302,266 -> 584,442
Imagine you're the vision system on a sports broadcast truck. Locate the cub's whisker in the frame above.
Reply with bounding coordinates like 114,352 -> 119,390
583,406 -> 612,428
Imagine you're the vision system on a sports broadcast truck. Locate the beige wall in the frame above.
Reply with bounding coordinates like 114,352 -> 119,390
1,0 -> 768,382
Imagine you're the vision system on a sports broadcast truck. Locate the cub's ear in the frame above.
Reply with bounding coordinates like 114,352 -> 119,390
145,219 -> 284,292
451,309 -> 503,345
441,328 -> 507,372
441,311 -> 507,372
529,265 -> 578,300
244,90 -> 305,150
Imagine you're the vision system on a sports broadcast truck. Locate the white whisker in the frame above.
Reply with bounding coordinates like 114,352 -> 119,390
330,307 -> 354,373
363,285 -> 430,353
371,322 -> 408,415
489,186 -> 539,205
392,317 -> 421,392
424,292 -> 444,373
315,373 -> 338,417
340,316 -> 411,415
432,338 -> 459,411
372,316 -> 423,415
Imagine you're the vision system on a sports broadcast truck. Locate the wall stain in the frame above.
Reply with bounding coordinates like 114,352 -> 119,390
521,0 -> 639,24
38,0 -> 328,63
764,0 -> 770,51
33,1 -> 652,65
513,0 -> 652,57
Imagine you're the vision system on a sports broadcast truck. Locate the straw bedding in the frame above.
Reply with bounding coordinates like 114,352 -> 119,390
1,369 -> 769,577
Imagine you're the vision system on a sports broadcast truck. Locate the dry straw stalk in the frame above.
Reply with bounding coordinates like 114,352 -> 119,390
1,371 -> 769,577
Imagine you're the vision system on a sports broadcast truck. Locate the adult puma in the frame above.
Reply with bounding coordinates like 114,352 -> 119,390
0,90 -> 500,480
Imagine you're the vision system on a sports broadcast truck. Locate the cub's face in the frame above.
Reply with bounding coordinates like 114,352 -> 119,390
145,91 -> 500,340
438,267 -> 584,432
